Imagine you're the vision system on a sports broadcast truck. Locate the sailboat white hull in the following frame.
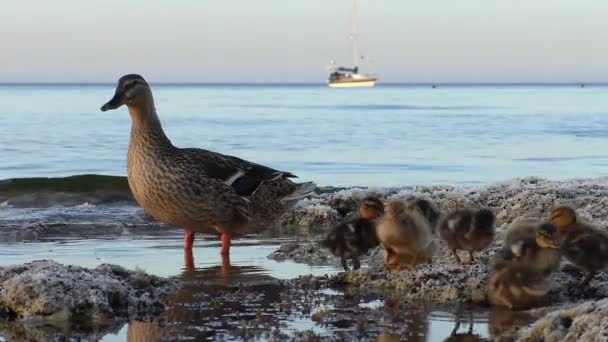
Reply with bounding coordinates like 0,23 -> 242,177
328,78 -> 377,88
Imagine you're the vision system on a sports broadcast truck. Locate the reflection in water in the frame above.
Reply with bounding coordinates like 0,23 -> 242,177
443,304 -> 483,342
0,236 -> 537,341
488,307 -> 536,340
127,264 -> 287,341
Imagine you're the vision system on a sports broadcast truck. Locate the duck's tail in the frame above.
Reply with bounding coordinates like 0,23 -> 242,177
280,181 -> 316,203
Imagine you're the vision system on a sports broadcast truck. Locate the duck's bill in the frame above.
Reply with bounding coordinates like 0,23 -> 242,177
100,92 -> 124,111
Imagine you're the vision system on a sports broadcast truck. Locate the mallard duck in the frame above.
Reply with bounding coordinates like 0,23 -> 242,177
322,196 -> 384,271
376,199 -> 435,270
501,219 -> 561,275
550,206 -> 608,286
100,75 -> 315,270
487,258 -> 551,310
439,208 -> 495,264
407,198 -> 440,233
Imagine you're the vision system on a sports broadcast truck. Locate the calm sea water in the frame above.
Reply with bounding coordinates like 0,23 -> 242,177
2,84 -> 608,187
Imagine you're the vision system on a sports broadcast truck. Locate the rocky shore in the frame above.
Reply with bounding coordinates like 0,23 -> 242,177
272,177 -> 608,339
1,177 -> 608,340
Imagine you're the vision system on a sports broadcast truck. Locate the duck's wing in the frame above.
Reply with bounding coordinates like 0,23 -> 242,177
180,148 -> 296,197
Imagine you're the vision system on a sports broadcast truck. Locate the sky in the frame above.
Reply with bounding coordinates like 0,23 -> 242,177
1,0 -> 607,83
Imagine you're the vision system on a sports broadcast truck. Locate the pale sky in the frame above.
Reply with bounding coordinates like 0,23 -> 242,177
1,0 -> 607,83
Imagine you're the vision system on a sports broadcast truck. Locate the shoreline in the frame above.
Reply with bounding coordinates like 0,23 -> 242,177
1,176 -> 608,339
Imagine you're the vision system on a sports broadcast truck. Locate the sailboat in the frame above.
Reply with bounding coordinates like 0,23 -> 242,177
327,0 -> 377,88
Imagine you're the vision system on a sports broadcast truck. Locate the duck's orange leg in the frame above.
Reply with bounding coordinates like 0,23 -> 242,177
184,231 -> 195,271
184,231 -> 195,250
220,232 -> 232,275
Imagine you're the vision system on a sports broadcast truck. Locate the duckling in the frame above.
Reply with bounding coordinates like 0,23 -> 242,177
407,198 -> 440,233
100,75 -> 315,271
376,199 -> 435,270
439,208 -> 495,264
501,219 -> 561,275
488,258 -> 551,310
322,196 -> 384,271
550,206 -> 608,286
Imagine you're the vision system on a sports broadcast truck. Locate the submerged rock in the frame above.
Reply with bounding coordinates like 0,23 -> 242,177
0,260 -> 177,321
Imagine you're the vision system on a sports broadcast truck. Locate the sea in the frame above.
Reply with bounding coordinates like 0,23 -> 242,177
1,83 -> 607,341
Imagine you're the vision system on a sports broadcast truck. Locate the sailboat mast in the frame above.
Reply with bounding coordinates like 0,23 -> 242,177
351,0 -> 359,68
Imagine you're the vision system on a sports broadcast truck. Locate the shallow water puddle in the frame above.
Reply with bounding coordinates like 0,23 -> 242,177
0,236 -> 494,340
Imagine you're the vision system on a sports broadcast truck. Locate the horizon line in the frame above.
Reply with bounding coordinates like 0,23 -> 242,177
0,81 -> 607,86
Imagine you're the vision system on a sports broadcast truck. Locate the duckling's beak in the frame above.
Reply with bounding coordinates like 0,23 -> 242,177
100,91 -> 124,111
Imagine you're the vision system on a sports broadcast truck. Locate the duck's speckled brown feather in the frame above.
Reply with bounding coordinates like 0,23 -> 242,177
113,75 -> 314,236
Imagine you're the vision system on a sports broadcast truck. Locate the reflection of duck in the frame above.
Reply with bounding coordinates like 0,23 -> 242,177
322,196 -> 384,270
550,206 -> 608,286
100,74 -> 314,272
128,265 -> 282,341
377,200 -> 435,270
443,309 -> 482,342
488,257 -> 550,310
488,307 -> 536,340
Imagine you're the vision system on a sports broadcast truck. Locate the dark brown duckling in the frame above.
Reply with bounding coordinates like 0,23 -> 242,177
439,208 -> 495,264
407,198 -> 441,233
501,220 -> 561,275
550,206 -> 608,286
322,196 -> 384,271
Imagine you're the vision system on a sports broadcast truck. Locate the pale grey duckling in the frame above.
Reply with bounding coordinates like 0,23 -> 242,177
376,199 -> 436,270
100,74 -> 315,271
321,196 -> 384,271
551,206 -> 608,287
439,208 -> 495,264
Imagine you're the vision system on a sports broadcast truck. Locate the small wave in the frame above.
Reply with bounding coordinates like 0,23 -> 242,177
0,174 -> 133,208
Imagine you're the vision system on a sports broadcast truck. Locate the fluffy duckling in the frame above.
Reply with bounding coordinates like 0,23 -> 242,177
439,208 -> 495,264
376,199 -> 435,270
407,198 -> 440,233
501,219 -> 561,275
550,206 -> 608,286
488,258 -> 551,310
322,196 -> 384,271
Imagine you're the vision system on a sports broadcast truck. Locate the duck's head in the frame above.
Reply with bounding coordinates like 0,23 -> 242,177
535,223 -> 560,249
386,200 -> 406,217
550,206 -> 577,232
100,74 -> 151,112
358,196 -> 384,220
